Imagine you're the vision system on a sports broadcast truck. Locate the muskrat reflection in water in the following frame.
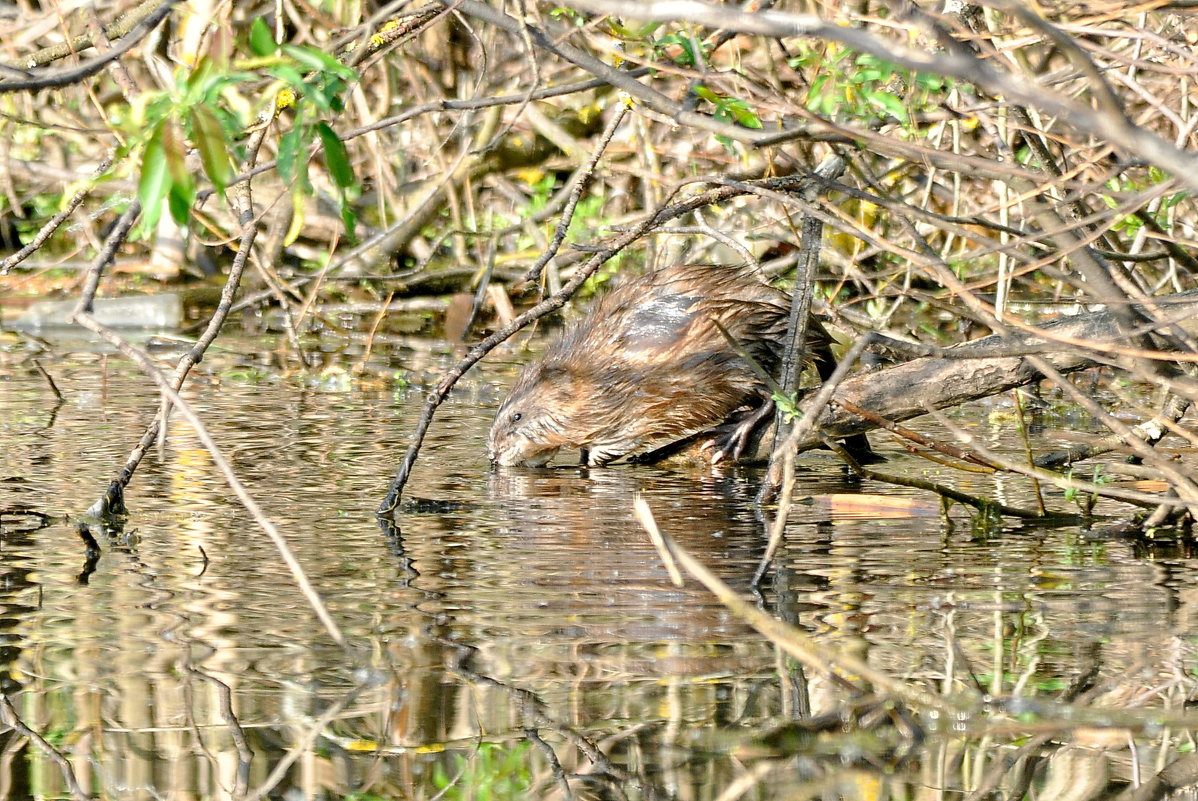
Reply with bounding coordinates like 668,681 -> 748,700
488,263 -> 843,467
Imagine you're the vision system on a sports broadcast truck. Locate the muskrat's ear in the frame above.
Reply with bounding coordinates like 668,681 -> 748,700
539,364 -> 575,386
537,364 -> 582,400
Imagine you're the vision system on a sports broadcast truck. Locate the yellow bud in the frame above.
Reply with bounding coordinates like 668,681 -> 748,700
514,168 -> 545,184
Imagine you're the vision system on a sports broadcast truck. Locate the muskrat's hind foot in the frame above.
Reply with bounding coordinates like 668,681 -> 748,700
703,402 -> 776,464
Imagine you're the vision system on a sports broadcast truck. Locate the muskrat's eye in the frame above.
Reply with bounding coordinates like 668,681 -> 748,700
510,412 -> 523,423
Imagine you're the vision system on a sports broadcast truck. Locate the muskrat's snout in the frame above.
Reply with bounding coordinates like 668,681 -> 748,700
487,405 -> 564,467
486,430 -> 562,467
490,444 -> 560,467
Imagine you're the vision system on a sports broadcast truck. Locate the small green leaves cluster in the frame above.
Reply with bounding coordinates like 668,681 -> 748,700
1103,166 -> 1188,234
1063,464 -> 1110,514
772,390 -> 802,424
603,20 -> 709,69
797,45 -> 947,126
248,18 -> 359,242
970,499 -> 1004,538
693,84 -> 762,152
129,18 -> 359,242
654,31 -> 710,67
128,56 -> 245,237
522,173 -> 558,217
548,6 -> 587,26
598,19 -> 765,151
517,174 -> 609,257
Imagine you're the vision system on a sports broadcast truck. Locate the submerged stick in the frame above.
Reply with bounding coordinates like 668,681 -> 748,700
754,154 -> 845,584
71,311 -> 348,648
87,124 -> 269,518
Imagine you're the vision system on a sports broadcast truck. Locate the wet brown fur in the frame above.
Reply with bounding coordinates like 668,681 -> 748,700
488,264 -> 826,467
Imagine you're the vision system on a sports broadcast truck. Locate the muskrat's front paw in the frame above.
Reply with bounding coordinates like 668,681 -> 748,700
701,414 -> 761,464
700,402 -> 776,464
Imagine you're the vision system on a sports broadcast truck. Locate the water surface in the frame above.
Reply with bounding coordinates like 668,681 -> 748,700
1,335 -> 1195,800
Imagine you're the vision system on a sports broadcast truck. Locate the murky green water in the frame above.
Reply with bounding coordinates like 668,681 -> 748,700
1,332 -> 1196,800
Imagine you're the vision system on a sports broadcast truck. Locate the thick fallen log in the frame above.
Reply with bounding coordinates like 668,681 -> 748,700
794,292 -> 1198,453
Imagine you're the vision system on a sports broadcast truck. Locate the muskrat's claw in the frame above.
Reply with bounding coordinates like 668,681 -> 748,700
703,402 -> 775,464
705,424 -> 750,465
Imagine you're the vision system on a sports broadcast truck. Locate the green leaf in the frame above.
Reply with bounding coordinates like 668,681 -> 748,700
162,120 -> 194,224
140,93 -> 175,130
189,105 -> 234,193
325,80 -> 347,112
914,73 -> 945,91
249,18 -> 277,57
655,32 -> 697,66
284,183 -> 306,246
267,64 -> 307,89
277,124 -> 305,185
867,91 -> 907,122
727,101 -> 762,129
280,44 -> 356,79
315,122 -> 354,188
605,19 -> 661,38
168,179 -> 195,225
162,119 -> 189,185
185,57 -> 216,94
302,78 -> 337,112
137,120 -> 170,235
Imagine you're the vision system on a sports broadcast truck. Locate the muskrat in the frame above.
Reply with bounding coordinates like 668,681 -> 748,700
487,263 -> 842,467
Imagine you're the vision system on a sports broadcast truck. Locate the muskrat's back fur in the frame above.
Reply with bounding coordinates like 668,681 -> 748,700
488,264 -> 824,467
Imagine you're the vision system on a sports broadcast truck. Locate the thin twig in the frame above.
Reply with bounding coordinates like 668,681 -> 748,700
523,98 -> 630,283
0,0 -> 176,91
0,154 -> 113,275
30,359 -> 62,400
633,496 -> 683,586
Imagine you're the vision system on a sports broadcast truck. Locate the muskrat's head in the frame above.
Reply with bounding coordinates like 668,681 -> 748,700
488,362 -> 583,467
